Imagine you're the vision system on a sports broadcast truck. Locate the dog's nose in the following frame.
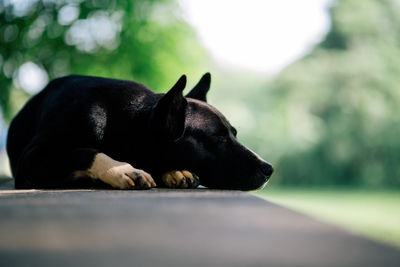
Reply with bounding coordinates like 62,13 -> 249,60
260,162 -> 273,178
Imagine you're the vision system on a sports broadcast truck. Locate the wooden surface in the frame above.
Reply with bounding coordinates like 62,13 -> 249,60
0,181 -> 399,267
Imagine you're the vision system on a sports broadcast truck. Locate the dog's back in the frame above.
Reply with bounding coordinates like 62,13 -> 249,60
7,75 -> 156,180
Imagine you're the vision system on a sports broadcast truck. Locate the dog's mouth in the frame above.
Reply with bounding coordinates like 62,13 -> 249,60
253,179 -> 270,190
190,159 -> 273,191
237,162 -> 273,191
235,175 -> 271,191
200,170 -> 272,191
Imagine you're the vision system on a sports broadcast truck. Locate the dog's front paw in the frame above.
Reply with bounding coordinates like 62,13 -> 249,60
102,164 -> 156,190
162,170 -> 200,189
89,153 -> 156,189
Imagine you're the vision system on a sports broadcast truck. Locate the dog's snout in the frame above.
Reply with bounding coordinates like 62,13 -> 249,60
260,162 -> 273,178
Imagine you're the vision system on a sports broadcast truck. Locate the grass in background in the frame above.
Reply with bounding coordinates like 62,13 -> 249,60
254,188 -> 400,249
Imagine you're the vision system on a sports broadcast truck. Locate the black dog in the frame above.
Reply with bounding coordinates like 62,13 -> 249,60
7,73 -> 273,190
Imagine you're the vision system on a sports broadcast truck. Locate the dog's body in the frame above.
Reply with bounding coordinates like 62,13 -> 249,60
7,74 -> 273,190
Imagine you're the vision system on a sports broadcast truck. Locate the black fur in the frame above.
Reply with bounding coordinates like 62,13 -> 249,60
7,73 -> 273,190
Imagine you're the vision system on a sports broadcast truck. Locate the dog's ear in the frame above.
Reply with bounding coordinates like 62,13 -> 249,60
150,75 -> 188,141
186,72 -> 211,102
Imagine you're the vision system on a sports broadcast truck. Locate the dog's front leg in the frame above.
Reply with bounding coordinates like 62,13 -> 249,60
81,153 -> 156,189
15,141 -> 156,189
161,170 -> 200,189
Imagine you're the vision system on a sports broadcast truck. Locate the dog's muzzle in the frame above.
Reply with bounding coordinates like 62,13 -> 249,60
250,161 -> 273,190
260,161 -> 274,179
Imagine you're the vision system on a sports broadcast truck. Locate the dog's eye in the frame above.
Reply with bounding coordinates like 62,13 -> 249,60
231,127 -> 237,137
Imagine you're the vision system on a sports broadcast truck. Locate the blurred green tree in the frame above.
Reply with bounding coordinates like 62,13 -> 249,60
265,0 -> 400,187
0,0 -> 208,121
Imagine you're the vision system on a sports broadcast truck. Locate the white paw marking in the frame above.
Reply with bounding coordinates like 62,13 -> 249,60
87,153 -> 156,189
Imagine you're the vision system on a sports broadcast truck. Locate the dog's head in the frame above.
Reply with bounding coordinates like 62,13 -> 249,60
149,74 -> 273,190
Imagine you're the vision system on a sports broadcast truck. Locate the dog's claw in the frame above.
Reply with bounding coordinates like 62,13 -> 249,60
162,170 -> 200,189
125,169 -> 155,190
127,178 -> 135,187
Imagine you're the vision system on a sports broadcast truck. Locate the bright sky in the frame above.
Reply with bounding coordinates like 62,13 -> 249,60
179,0 -> 333,74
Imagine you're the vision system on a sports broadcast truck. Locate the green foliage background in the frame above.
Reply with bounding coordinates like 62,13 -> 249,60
1,0 -> 400,188
241,0 -> 400,187
0,0 -> 209,120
